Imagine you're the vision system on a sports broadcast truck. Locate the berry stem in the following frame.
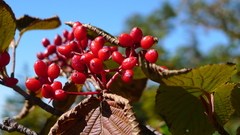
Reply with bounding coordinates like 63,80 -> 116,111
65,91 -> 100,95
104,68 -> 119,73
106,70 -> 121,89
100,70 -> 107,86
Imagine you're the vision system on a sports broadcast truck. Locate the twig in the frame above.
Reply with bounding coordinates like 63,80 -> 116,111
11,85 -> 63,116
10,35 -> 22,78
0,117 -> 38,135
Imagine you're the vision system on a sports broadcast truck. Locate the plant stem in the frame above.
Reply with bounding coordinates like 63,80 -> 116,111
65,91 -> 100,95
106,71 -> 121,89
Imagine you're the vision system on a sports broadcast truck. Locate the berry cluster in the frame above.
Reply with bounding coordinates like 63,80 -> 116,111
0,51 -> 18,87
25,21 -> 160,101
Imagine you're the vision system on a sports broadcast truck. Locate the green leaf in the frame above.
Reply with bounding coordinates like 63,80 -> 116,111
155,63 -> 237,134
17,15 -> 61,36
0,0 -> 16,53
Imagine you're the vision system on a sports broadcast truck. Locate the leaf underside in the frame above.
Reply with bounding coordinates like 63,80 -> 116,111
0,0 -> 16,53
17,14 -> 61,36
48,93 -> 143,135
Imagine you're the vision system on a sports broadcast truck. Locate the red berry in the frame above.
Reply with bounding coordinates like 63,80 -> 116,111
34,60 -> 48,77
54,34 -> 62,45
4,77 -> 18,87
48,63 -> 60,80
74,26 -> 87,41
94,36 -> 106,46
42,38 -> 50,47
80,37 -> 89,50
121,56 -> 137,70
109,46 -> 118,52
112,51 -> 124,65
42,84 -> 55,98
54,89 -> 67,100
118,33 -> 134,47
145,49 -> 158,63
80,53 -> 94,64
51,81 -> 62,90
89,41 -> 103,57
36,52 -> 44,60
57,45 -> 72,57
130,27 -> 143,44
140,36 -> 154,49
67,30 -> 74,41
47,45 -> 56,54
89,58 -> 103,74
121,70 -> 134,83
98,47 -> 111,60
39,76 -> 52,85
72,21 -> 82,32
71,55 -> 85,72
71,72 -> 86,84
62,29 -> 69,39
25,78 -> 42,91
0,51 -> 10,67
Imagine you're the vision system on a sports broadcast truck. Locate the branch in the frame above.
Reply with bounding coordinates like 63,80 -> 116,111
0,117 -> 38,135
11,85 -> 63,116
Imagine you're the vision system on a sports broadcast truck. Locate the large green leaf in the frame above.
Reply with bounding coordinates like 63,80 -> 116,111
0,0 -> 16,53
17,15 -> 61,36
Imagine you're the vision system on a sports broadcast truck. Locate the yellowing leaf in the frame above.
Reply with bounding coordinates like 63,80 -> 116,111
0,0 -> 16,53
17,15 -> 61,36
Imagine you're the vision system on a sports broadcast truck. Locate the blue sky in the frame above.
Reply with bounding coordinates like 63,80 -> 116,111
0,0 -> 228,119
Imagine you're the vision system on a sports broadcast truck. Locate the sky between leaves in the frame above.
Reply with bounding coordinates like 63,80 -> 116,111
0,0 -> 228,119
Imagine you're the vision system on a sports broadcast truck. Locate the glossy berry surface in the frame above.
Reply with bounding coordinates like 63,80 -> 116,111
130,27 -> 143,44
36,52 -> 44,60
121,56 -> 137,70
42,38 -> 50,47
89,41 -> 103,57
71,55 -> 85,72
145,49 -> 158,63
67,31 -> 74,41
48,63 -> 60,79
118,33 -> 134,47
94,36 -> 106,47
42,84 -> 55,98
112,51 -> 124,65
98,47 -> 111,61
0,51 -> 10,67
140,35 -> 154,49
74,26 -> 87,41
4,77 -> 18,87
80,53 -> 94,64
54,34 -> 62,45
89,58 -> 103,73
34,60 -> 48,77
25,78 -> 42,91
51,81 -> 62,90
121,69 -> 134,83
57,45 -> 72,57
54,89 -> 67,100
72,21 -> 82,32
71,72 -> 86,84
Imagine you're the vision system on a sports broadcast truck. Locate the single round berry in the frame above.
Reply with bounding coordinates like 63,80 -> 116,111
51,81 -> 62,90
48,63 -> 60,80
98,47 -> 111,61
118,33 -> 134,47
80,53 -> 94,64
4,77 -> 18,87
71,72 -> 86,84
74,26 -> 87,41
42,38 -> 50,47
140,35 -> 154,49
0,51 -> 10,67
25,78 -> 42,91
109,46 -> 118,52
89,58 -> 103,74
62,29 -> 69,39
36,52 -> 44,60
72,21 -> 82,32
112,51 -> 124,65
121,69 -> 134,83
71,55 -> 85,72
54,89 -> 67,100
145,49 -> 158,63
34,60 -> 48,77
42,84 -> 55,98
80,37 -> 89,50
57,45 -> 72,57
67,30 -> 74,41
94,36 -> 106,47
54,34 -> 62,45
89,41 -> 103,57
121,56 -> 137,70
46,45 -> 56,55
130,27 -> 143,44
